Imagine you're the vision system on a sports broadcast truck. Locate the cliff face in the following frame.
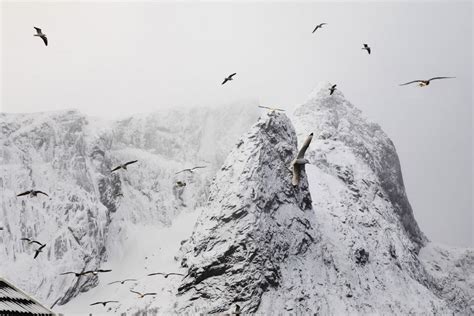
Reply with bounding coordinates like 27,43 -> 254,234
0,103 -> 259,306
177,113 -> 315,313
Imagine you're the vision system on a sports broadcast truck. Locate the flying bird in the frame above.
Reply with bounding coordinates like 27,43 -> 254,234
108,279 -> 137,285
222,73 -> 237,85
399,77 -> 455,87
258,105 -> 285,112
329,84 -> 337,95
90,301 -> 119,307
362,43 -> 371,54
33,244 -> 46,259
111,160 -> 138,172
21,238 -> 44,246
34,27 -> 48,46
312,23 -> 327,33
175,166 -> 206,174
175,181 -> 186,188
291,133 -> 313,186
147,272 -> 185,278
17,190 -> 49,198
130,290 -> 157,298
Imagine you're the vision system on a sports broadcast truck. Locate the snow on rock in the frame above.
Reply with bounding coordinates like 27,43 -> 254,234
177,112 -> 315,314
0,102 -> 259,308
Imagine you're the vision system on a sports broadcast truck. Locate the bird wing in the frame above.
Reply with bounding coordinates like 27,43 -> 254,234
144,293 -> 157,296
17,191 -> 31,197
31,240 -> 44,246
90,302 -> 101,306
35,191 -> 49,197
34,27 -> 42,34
429,76 -> 455,81
41,35 -> 48,46
221,78 -> 229,85
21,238 -> 31,242
96,269 -> 112,273
292,163 -> 301,186
108,281 -> 120,285
229,73 -> 237,78
38,244 -> 46,251
106,301 -> 119,304
258,105 -> 271,110
111,166 -> 121,172
191,166 -> 206,171
367,47 -> 371,54
166,273 -> 184,277
312,26 -> 319,33
60,272 -> 76,275
399,80 -> 423,86
34,250 -> 40,259
148,272 -> 164,276
124,160 -> 138,166
297,133 -> 313,159
332,84 -> 337,89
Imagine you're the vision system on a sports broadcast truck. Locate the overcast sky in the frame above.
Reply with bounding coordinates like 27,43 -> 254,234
1,1 -> 472,247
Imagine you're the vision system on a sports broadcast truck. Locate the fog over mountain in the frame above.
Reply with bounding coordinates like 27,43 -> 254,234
1,86 -> 471,315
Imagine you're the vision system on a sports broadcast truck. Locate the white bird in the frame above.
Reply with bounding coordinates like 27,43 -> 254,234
258,105 -> 285,112
291,133 -> 313,186
399,77 -> 455,87
111,160 -> 138,172
34,27 -> 48,46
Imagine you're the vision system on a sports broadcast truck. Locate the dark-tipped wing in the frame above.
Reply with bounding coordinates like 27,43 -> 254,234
34,27 -> 42,34
165,273 -> 184,277
148,272 -> 164,276
399,80 -> 423,86
191,166 -> 206,171
312,26 -> 319,33
428,76 -> 455,82
95,269 -> 112,273
367,47 -> 371,54
143,293 -> 157,297
60,271 -> 76,275
41,36 -> 48,46
222,78 -> 229,85
111,166 -> 122,172
124,160 -> 138,167
17,191 -> 31,197
258,105 -> 271,110
108,281 -> 120,285
35,191 -> 49,197
21,237 -> 32,242
175,169 -> 190,174
31,240 -> 44,246
90,302 -> 102,306
331,84 -> 337,89
228,73 -> 237,79
38,244 -> 46,251
297,133 -> 313,159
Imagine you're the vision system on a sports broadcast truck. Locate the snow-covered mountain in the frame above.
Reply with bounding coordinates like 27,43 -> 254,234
0,102 -> 260,310
1,86 -> 472,315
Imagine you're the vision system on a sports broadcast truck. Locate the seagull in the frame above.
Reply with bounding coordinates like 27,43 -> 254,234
175,181 -> 186,188
61,269 -> 112,277
175,166 -> 206,174
34,27 -> 48,46
291,133 -> 313,186
83,269 -> 112,276
329,84 -> 337,95
21,238 -> 44,246
130,290 -> 157,298
33,244 -> 46,259
399,77 -> 455,87
222,73 -> 237,85
90,301 -> 119,307
312,23 -> 327,33
258,105 -> 285,112
111,160 -> 138,172
362,43 -> 371,54
147,272 -> 185,278
17,190 -> 49,198
108,279 -> 137,285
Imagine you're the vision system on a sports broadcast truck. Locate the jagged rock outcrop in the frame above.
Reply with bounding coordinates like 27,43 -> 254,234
177,113 -> 315,313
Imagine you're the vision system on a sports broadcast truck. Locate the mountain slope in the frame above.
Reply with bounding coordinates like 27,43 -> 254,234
0,103 -> 260,307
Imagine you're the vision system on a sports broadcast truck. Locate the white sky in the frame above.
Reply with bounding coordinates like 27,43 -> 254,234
1,1 -> 472,247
